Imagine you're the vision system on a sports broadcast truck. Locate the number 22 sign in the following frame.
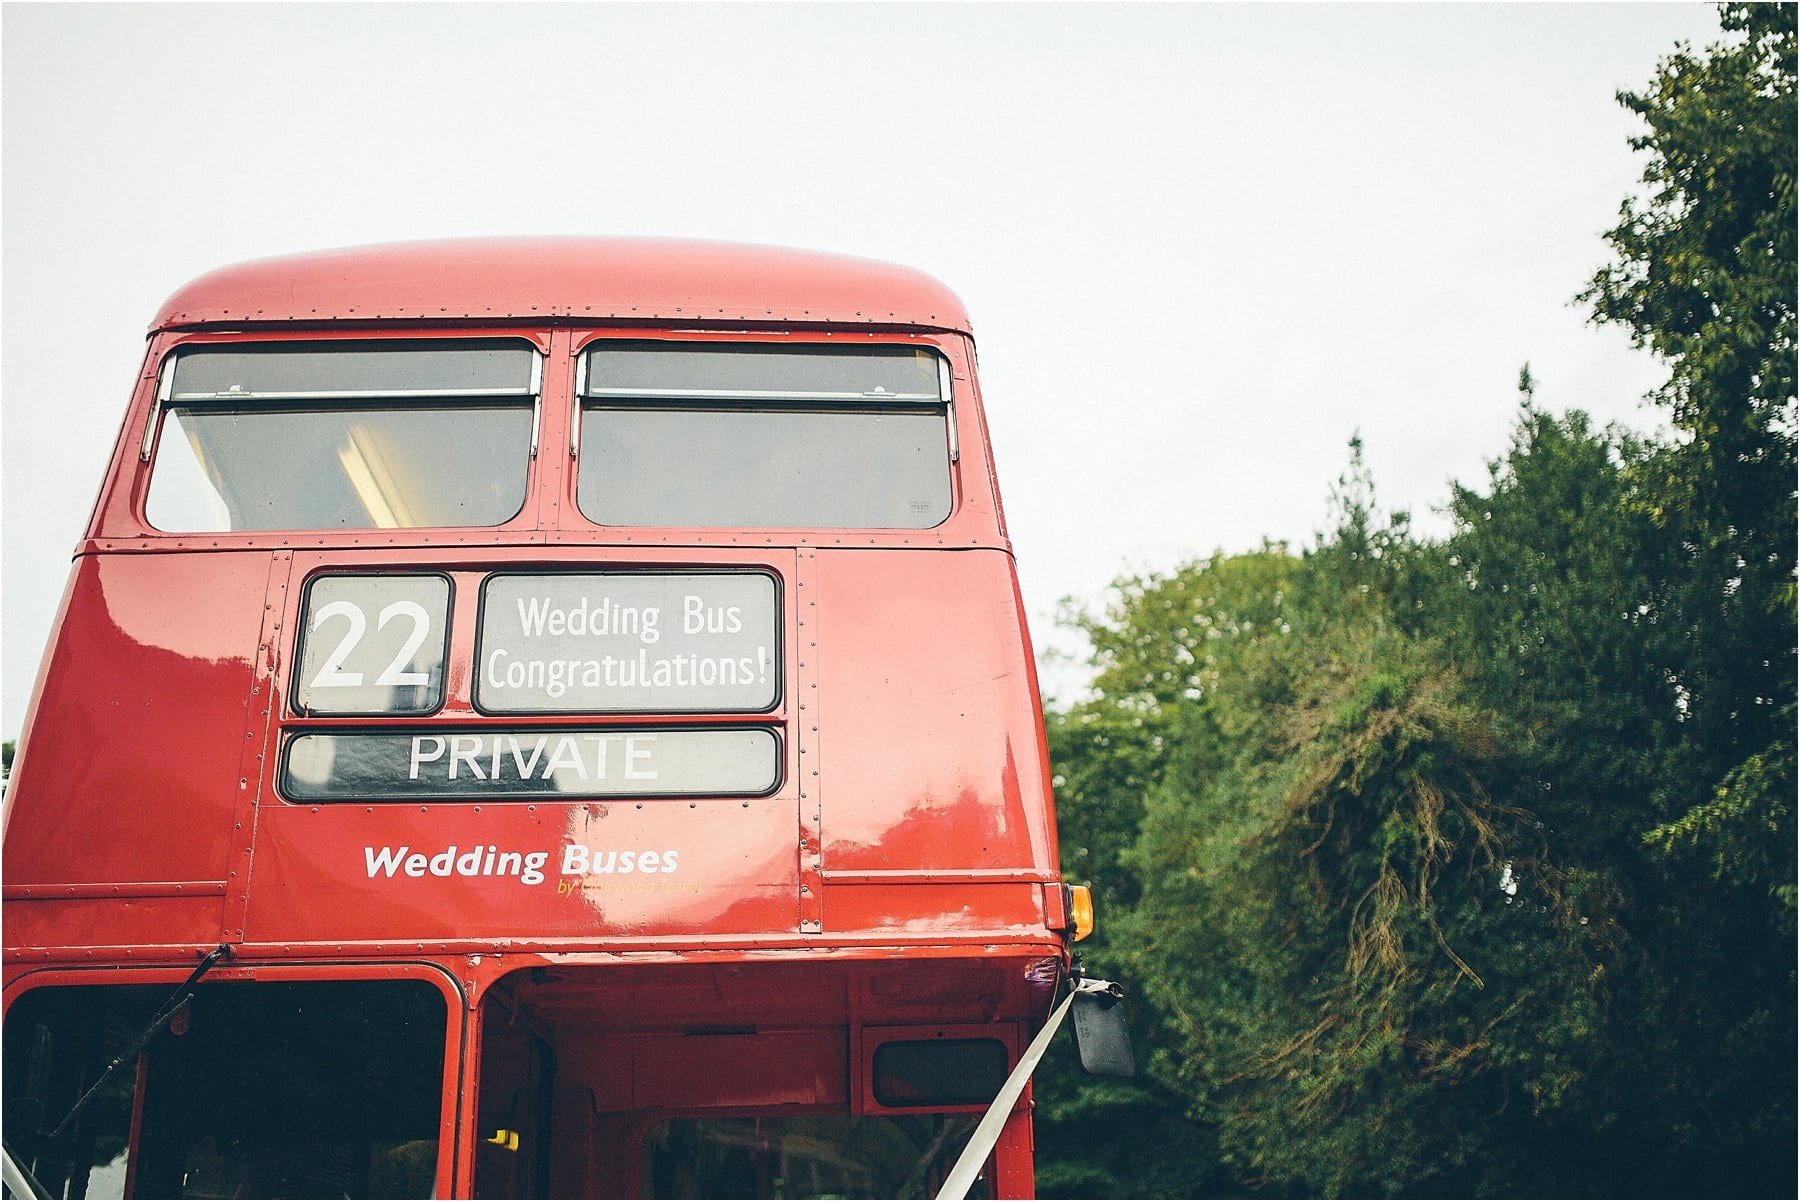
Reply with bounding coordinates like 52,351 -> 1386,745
293,575 -> 451,715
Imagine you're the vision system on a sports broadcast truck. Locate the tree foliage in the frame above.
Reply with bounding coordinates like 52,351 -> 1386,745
1126,597 -> 1599,1195
1036,8 -> 1795,1194
1582,2 -> 1795,481
1579,0 -> 1796,906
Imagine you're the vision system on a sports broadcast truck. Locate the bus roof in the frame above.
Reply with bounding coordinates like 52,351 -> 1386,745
150,237 -> 974,335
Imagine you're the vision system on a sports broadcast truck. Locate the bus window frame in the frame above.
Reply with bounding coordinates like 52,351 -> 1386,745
0,961 -> 469,1201
124,329 -> 557,545
853,1023 -> 1024,1117
100,327 -> 1002,551
566,330 -> 967,536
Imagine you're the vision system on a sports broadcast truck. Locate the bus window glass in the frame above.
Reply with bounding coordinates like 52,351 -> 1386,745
578,343 -> 953,529
588,343 -> 940,399
646,1115 -> 985,1200
171,343 -> 533,396
144,341 -> 536,533
2,986 -> 147,1199
2,979 -> 448,1200
872,1038 -> 1009,1107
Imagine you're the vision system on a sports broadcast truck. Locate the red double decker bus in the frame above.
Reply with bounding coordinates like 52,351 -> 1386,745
1,239 -> 1110,1199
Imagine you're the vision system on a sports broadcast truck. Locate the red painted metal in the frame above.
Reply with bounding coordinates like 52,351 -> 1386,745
151,237 -> 975,333
3,239 -> 1064,1199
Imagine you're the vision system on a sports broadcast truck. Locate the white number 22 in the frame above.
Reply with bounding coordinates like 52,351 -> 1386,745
308,599 -> 432,688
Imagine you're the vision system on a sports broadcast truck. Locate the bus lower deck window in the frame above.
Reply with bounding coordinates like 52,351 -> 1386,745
2,979 -> 447,1199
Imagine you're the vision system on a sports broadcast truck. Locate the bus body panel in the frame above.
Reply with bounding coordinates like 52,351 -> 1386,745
2,551 -> 269,894
239,797 -> 806,947
236,543 -> 810,948
151,238 -> 975,334
811,547 -> 1056,874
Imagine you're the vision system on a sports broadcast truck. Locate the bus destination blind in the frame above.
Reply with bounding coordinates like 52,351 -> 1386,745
477,572 -> 779,713
284,727 -> 781,802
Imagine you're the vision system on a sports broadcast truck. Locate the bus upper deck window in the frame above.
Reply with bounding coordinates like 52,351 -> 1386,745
576,343 -> 953,530
144,341 -> 539,533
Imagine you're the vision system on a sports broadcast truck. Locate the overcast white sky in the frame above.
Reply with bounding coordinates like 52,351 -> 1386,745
2,1 -> 1726,734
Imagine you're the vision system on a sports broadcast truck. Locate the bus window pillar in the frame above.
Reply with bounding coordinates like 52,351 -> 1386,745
992,1098 -> 1037,1199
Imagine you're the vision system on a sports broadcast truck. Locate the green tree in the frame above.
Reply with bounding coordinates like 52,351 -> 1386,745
1036,9 -> 1796,1193
1569,9 -> 1798,1185
1580,1 -> 1797,902
1437,399 -> 1796,1196
1105,455 -> 1614,1195
1582,3 -> 1794,478
1048,389 -> 1793,1194
1034,550 -> 1305,1199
